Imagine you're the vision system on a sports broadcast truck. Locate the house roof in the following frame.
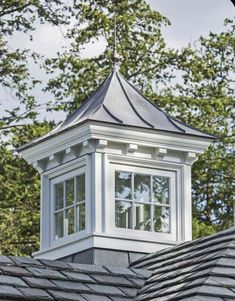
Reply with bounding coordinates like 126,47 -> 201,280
0,255 -> 152,301
18,68 -> 215,152
0,228 -> 235,300
132,227 -> 235,300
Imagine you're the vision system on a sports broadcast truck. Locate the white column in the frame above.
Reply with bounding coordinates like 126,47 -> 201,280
182,165 -> 192,241
40,174 -> 50,249
91,152 -> 103,233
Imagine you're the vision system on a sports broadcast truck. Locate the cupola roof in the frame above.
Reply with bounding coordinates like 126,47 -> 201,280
19,69 -> 215,151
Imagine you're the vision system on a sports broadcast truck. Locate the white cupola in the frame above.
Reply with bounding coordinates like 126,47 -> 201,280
18,68 -> 214,262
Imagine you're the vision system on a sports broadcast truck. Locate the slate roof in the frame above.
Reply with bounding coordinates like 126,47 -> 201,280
132,227 -> 235,301
1,228 -> 235,300
18,68 -> 215,151
0,256 -> 152,301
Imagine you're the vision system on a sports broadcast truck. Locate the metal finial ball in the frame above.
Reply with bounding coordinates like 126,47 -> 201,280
113,51 -> 121,63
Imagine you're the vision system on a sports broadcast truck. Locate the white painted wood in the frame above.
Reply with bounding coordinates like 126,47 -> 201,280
155,147 -> 167,158
19,116 -> 213,259
126,143 -> 138,153
20,121 -> 212,164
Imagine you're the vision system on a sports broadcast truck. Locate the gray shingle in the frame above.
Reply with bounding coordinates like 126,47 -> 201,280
104,266 -> 136,277
18,287 -> 54,300
39,259 -> 71,270
49,290 -> 86,301
62,271 -> 96,283
86,283 -> 126,296
134,228 -> 235,300
90,274 -> 134,287
0,285 -> 23,298
23,277 -> 58,289
130,268 -> 152,279
69,263 -> 109,275
51,279 -> 90,293
10,256 -> 42,267
82,294 -> 111,301
0,275 -> 28,287
27,267 -> 67,280
0,265 -> 31,276
119,286 -> 140,297
0,256 -> 14,265
111,297 -> 133,301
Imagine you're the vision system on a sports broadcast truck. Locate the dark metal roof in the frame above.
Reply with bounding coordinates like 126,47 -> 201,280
18,68 -> 215,152
53,68 -> 214,138
132,227 -> 235,300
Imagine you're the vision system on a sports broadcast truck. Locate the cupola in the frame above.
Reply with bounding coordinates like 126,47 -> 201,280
18,68 -> 215,263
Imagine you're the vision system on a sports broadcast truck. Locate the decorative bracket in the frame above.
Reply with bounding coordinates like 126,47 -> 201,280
48,153 -> 62,164
33,160 -> 46,173
185,152 -> 198,164
97,139 -> 108,149
126,143 -> 138,153
155,147 -> 167,159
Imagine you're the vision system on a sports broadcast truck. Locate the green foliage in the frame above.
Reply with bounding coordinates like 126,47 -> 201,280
45,0 -> 176,113
45,1 -> 234,239
0,0 -> 70,130
153,19 -> 235,236
0,122 -> 54,255
0,0 -> 234,256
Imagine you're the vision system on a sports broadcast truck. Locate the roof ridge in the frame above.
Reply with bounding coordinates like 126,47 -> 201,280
116,72 -> 155,128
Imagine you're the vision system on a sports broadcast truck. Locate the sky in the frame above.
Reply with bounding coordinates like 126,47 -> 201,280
2,0 -> 234,122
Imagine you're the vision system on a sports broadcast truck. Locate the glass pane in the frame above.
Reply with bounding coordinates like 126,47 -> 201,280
65,179 -> 74,207
76,203 -> 85,231
153,206 -> 170,233
135,203 -> 151,231
153,176 -> 169,204
115,171 -> 132,200
115,201 -> 132,229
76,174 -> 85,203
54,183 -> 64,210
55,211 -> 63,239
66,207 -> 75,235
134,173 -> 151,202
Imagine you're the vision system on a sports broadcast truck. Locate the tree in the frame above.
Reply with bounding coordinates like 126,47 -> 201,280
0,0 -> 70,130
45,1 -> 234,237
0,122 -> 54,255
45,0 -> 176,113
0,1 -> 70,255
153,19 -> 235,235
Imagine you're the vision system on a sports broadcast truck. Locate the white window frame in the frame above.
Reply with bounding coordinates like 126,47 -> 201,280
108,163 -> 177,241
40,156 -> 91,250
51,168 -> 86,241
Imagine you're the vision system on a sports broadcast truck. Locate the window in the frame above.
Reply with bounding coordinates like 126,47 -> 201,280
115,171 -> 170,233
54,174 -> 85,240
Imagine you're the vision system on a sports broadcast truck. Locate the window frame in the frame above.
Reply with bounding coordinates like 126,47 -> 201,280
109,163 -> 177,241
50,167 -> 86,243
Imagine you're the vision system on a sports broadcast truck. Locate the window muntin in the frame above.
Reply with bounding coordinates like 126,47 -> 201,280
54,174 -> 85,240
115,171 -> 170,233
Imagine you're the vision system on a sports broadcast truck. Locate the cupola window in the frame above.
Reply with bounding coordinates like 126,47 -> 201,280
115,170 -> 171,233
53,173 -> 86,240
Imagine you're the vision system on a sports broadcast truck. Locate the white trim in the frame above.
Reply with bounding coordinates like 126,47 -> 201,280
108,162 -> 177,241
40,157 -> 91,250
20,122 -> 212,165
33,233 -> 179,260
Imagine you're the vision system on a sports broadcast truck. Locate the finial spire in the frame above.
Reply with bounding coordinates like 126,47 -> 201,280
112,13 -> 120,68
